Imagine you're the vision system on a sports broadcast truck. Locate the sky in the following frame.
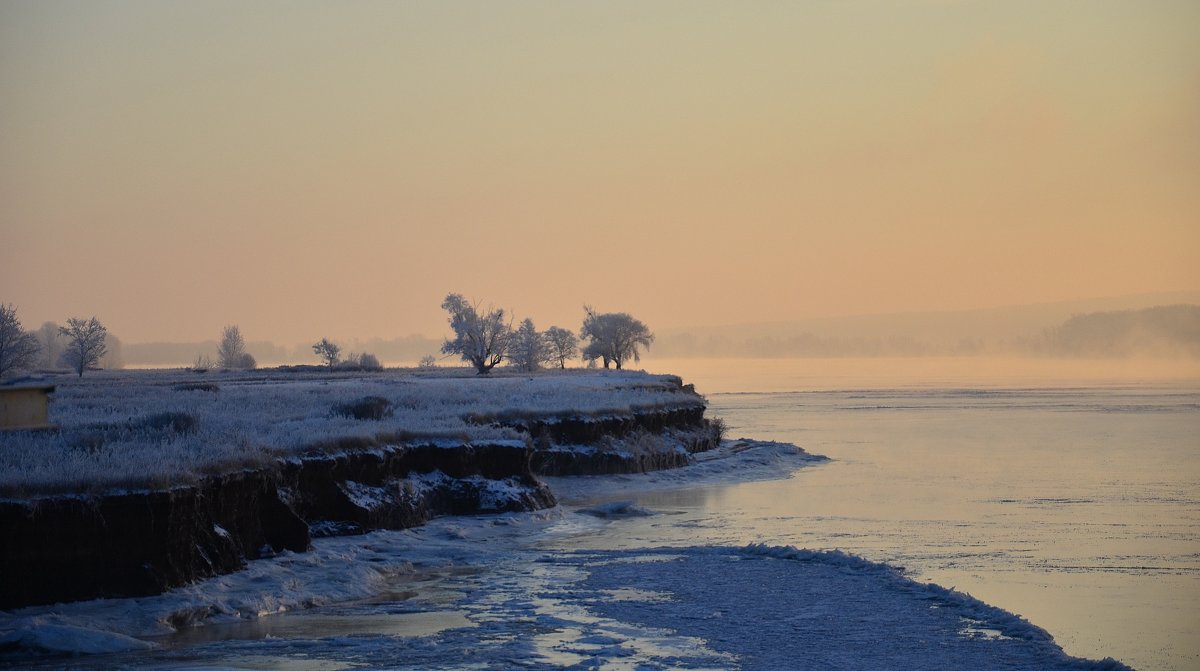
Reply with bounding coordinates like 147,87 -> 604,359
2,1 -> 1197,346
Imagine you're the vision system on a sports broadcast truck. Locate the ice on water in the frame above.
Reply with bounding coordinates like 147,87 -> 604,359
0,436 -> 1133,670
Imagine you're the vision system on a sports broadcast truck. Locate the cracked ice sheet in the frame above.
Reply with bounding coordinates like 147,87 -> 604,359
1,538 -> 1130,670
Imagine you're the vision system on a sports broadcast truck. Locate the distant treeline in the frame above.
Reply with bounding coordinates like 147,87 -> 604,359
1021,305 -> 1200,358
121,305 -> 1200,365
125,335 -> 441,367
655,305 -> 1200,359
655,332 -> 952,358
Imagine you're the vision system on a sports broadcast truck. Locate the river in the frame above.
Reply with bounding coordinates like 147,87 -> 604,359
630,357 -> 1200,670
3,357 -> 1196,670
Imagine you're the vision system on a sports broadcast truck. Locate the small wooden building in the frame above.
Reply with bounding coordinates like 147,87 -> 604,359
0,384 -> 56,430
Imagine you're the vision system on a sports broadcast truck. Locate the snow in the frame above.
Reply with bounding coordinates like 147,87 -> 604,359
573,546 -> 1133,670
545,438 -> 829,504
0,619 -> 156,655
338,479 -> 392,510
475,476 -> 542,512
0,368 -> 700,496
0,438 -> 1129,669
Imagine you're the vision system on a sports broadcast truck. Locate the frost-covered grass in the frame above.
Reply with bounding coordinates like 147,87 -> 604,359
0,367 -> 702,498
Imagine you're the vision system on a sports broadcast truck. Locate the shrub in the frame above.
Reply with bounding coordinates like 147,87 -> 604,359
332,396 -> 394,421
68,411 -> 200,453
336,352 -> 383,372
357,352 -> 383,371
69,431 -> 108,454
138,412 -> 201,435
191,354 -> 213,373
709,417 -> 728,443
174,382 -> 220,393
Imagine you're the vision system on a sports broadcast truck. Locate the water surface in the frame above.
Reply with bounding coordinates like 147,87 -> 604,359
613,357 -> 1200,670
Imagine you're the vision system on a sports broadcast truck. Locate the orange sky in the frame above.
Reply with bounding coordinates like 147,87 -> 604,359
2,1 -> 1197,345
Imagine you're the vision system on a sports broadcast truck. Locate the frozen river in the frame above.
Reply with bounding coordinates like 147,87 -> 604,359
637,357 -> 1200,670
3,358 -> 1196,670
561,383 -> 1199,670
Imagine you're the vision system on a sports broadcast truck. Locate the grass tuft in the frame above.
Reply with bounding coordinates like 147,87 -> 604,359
332,396 -> 394,421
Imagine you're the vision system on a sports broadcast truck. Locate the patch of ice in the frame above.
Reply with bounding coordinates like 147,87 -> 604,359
546,438 -> 828,504
575,545 -> 1134,671
0,618 -> 156,656
0,433 -> 1131,670
576,501 -> 655,518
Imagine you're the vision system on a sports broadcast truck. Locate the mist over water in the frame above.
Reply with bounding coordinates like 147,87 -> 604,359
641,356 -> 1200,393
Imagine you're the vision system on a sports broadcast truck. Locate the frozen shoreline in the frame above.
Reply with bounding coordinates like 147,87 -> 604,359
1,369 -> 724,610
0,368 -> 707,496
0,438 -> 1130,670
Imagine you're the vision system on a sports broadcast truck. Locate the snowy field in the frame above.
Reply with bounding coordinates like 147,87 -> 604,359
0,439 -> 1128,670
0,368 -> 701,496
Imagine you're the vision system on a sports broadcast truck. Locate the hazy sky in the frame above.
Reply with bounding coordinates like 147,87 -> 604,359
2,1 -> 1197,345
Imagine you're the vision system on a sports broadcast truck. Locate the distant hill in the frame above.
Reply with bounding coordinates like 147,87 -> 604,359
653,293 -> 1200,358
1025,305 -> 1200,358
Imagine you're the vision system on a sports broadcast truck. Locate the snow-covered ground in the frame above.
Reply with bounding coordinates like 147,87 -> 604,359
0,368 -> 700,495
0,439 -> 1128,670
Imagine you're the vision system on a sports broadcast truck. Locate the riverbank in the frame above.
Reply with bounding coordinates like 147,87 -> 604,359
0,369 -> 722,608
0,368 -> 715,496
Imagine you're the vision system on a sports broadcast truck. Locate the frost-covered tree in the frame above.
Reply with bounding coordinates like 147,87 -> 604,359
59,317 -> 107,377
418,354 -> 438,369
544,326 -> 578,370
580,306 -> 654,370
36,321 -> 64,369
357,352 -> 382,371
313,338 -> 341,370
217,326 -> 250,369
509,319 -> 549,373
440,293 -> 513,375
0,304 -> 41,379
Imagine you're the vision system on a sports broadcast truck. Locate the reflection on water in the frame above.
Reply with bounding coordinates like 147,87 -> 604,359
554,374 -> 1200,671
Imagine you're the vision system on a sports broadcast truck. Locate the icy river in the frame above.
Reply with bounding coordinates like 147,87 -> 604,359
3,358 -> 1197,670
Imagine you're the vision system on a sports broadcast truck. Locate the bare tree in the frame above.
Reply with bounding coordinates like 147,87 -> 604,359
509,318 -> 549,373
544,326 -> 579,369
0,304 -> 41,378
440,293 -> 513,374
193,354 -> 214,371
216,326 -> 256,369
312,338 -> 341,370
37,321 -> 63,369
580,306 -> 654,370
59,317 -> 108,377
418,355 -> 438,369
